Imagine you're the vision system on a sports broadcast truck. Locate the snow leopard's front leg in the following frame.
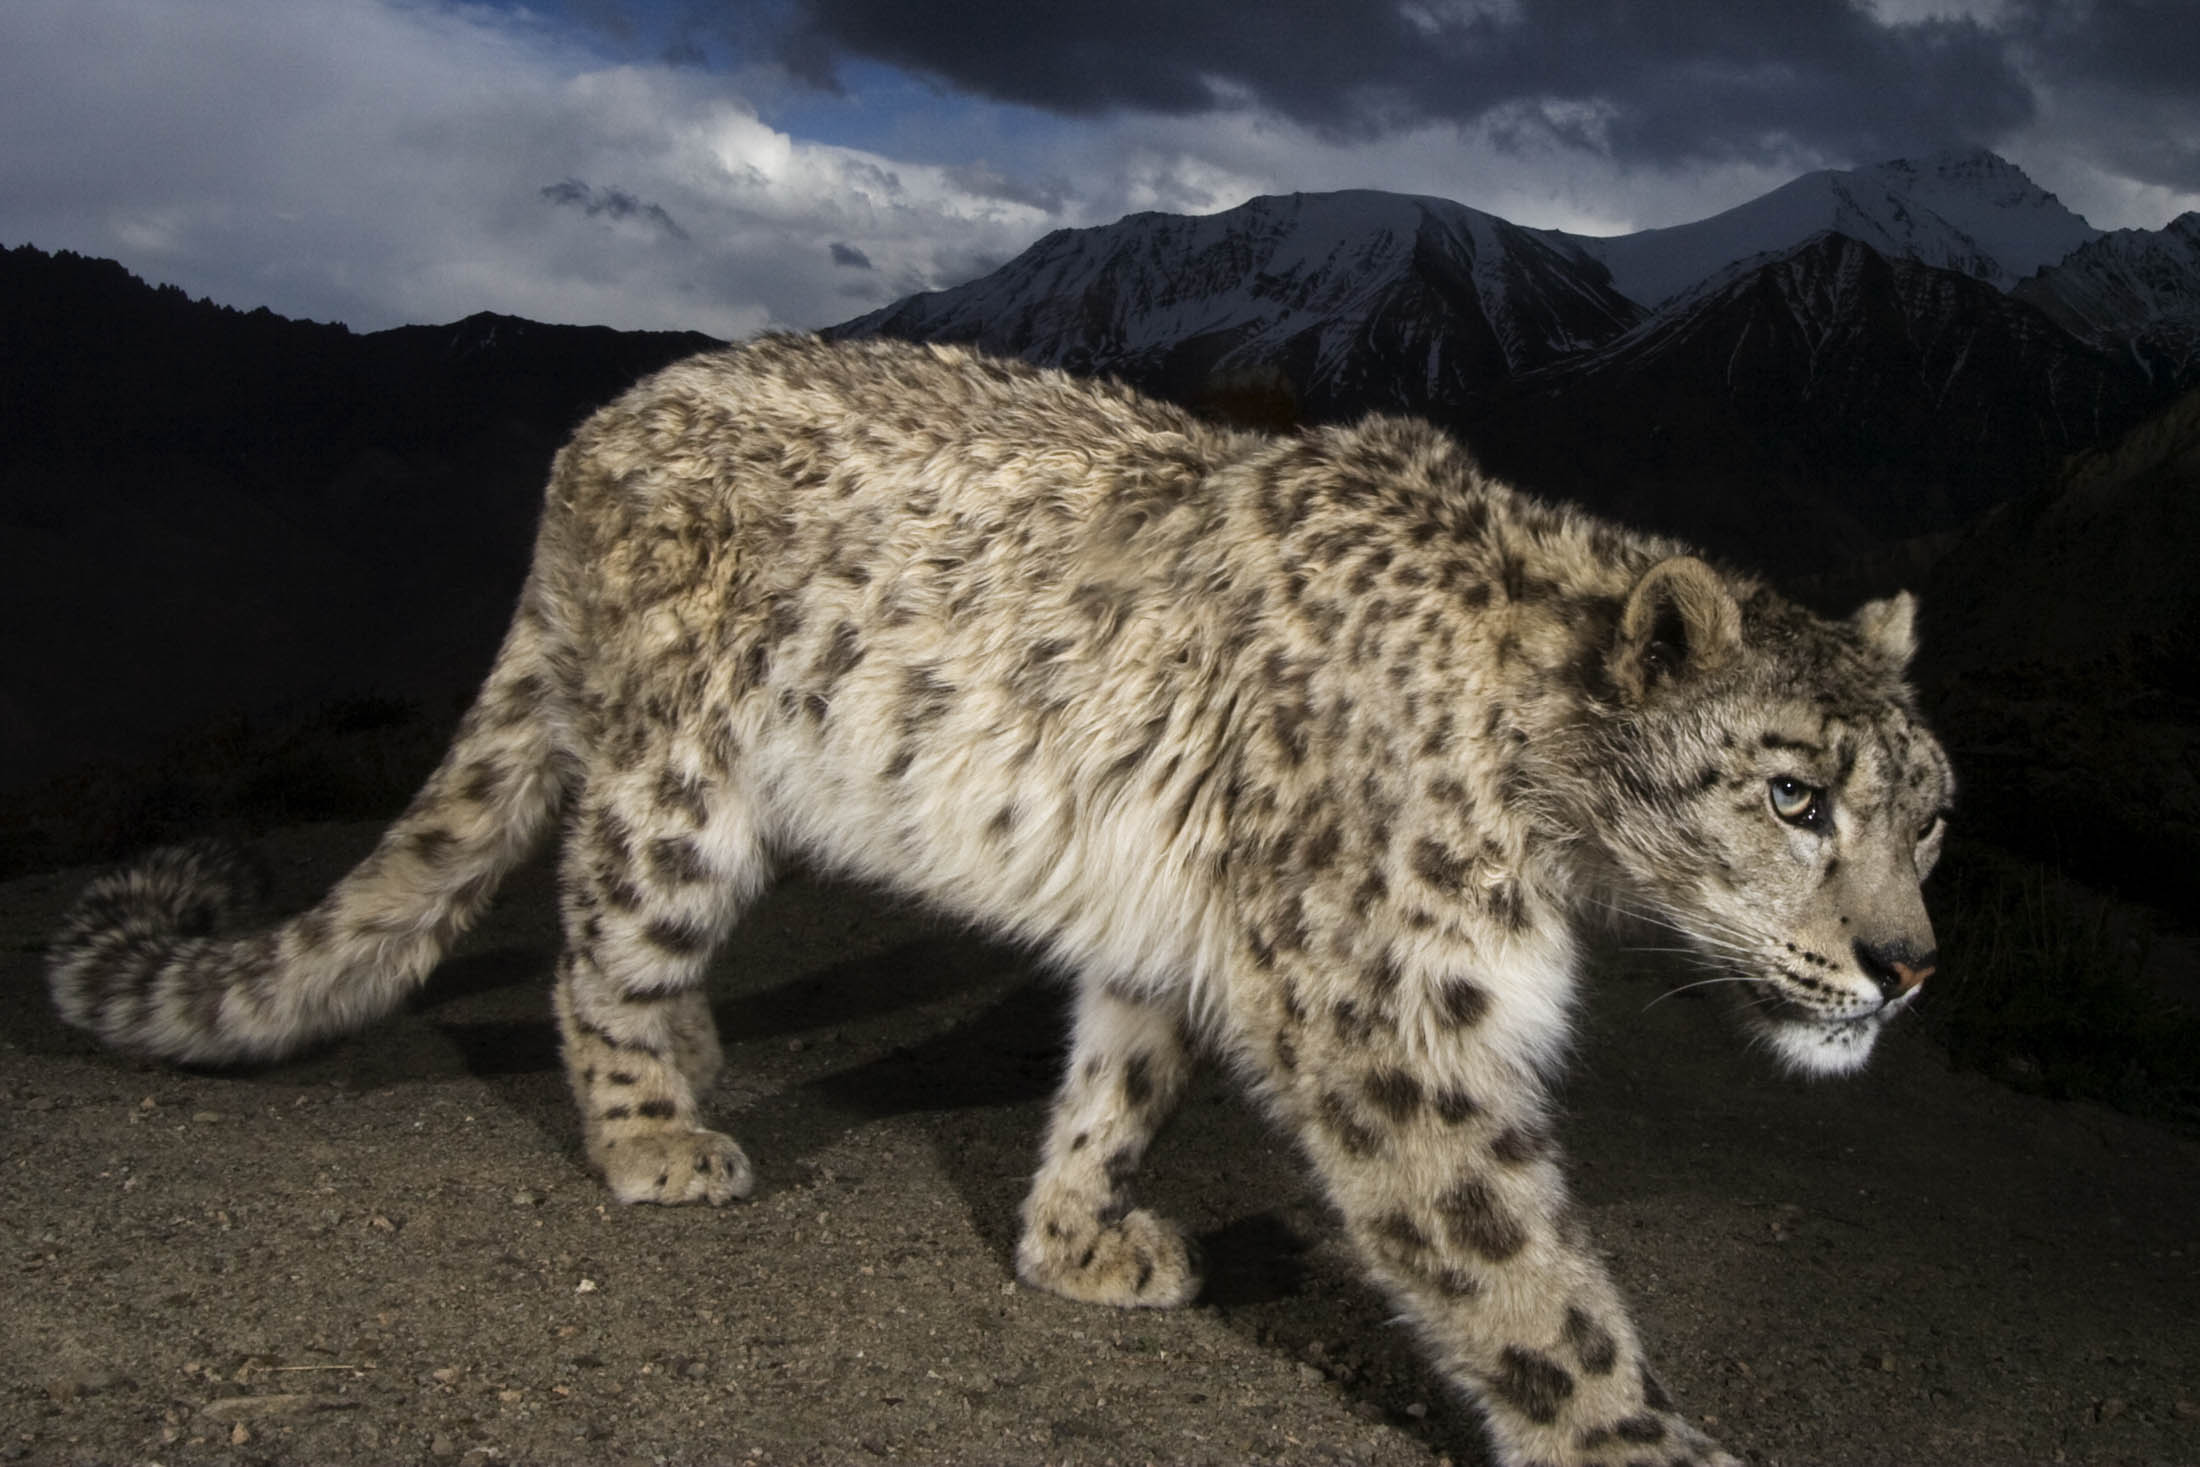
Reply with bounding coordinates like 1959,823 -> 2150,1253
1015,980 -> 1203,1307
1254,980 -> 1739,1467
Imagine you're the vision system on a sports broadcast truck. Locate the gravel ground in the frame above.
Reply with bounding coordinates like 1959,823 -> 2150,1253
4,822 -> 2196,1467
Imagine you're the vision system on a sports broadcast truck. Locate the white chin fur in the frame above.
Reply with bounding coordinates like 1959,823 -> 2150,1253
1757,1013 -> 1885,1077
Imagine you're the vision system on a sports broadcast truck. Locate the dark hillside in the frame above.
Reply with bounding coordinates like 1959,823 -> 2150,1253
1916,383 -> 2200,906
0,245 -> 718,868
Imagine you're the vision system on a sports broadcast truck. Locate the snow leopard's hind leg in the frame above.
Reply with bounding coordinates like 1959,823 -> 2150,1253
553,754 -> 772,1206
1016,981 -> 1203,1307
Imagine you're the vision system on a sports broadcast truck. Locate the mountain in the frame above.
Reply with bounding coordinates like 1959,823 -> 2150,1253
0,244 -> 718,806
833,151 -> 2189,575
1915,382 -> 2200,901
830,190 -> 1643,423
1,245 -> 719,479
1459,231 -> 2163,568
1558,148 -> 2103,307
828,154 -> 2152,448
2013,212 -> 2200,385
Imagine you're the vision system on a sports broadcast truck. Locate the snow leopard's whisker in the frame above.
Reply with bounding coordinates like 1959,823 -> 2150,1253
1641,973 -> 1762,1011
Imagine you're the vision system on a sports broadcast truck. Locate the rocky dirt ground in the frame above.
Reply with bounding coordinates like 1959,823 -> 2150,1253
4,822 -> 2196,1467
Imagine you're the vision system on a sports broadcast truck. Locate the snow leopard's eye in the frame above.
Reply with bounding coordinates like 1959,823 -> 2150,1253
1767,776 -> 1824,828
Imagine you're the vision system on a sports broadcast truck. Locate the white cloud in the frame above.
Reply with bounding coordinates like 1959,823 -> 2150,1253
4,0 -> 2192,339
0,0 -> 1055,334
1033,84 -> 2195,244
0,0 -> 1828,339
2006,83 -> 2200,232
1860,0 -> 2010,24
1035,105 -> 1809,238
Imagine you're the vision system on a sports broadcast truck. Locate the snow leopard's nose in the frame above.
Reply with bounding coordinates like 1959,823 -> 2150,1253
1853,939 -> 1935,1000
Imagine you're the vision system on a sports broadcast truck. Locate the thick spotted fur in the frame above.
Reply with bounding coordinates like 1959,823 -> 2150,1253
50,335 -> 1952,1466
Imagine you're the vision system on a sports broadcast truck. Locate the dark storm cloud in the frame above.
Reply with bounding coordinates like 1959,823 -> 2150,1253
562,0 -> 641,45
2003,0 -> 2200,100
943,162 -> 1073,214
1998,0 -> 2200,195
777,0 -> 2034,166
541,177 -> 691,239
829,240 -> 874,268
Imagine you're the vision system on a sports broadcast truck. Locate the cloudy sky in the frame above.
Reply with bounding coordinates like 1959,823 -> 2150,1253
4,0 -> 2195,339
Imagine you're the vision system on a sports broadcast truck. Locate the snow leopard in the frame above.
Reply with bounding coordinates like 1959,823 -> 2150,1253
50,334 -> 1951,1467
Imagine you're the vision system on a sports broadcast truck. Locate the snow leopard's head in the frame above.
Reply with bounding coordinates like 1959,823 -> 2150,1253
1582,556 -> 1954,1076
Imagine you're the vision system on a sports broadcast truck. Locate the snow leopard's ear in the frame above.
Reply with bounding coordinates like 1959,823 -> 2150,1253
1850,591 -> 1918,670
1610,555 -> 1741,700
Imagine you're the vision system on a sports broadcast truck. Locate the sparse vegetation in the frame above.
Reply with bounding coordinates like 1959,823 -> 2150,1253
1924,836 -> 2200,1129
0,696 -> 456,880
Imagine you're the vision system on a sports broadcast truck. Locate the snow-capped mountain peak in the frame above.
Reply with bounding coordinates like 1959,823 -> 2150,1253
1854,148 -> 2103,284
831,188 -> 1644,419
1560,149 -> 2102,307
827,150 -> 2194,510
2012,210 -> 2200,380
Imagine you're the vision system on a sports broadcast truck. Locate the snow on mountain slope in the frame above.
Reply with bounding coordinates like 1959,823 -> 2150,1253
818,153 -> 2195,579
1460,230 -> 2166,567
831,189 -> 1641,416
1538,229 -> 2127,423
1856,150 -> 2103,286
826,148 -> 2195,487
1560,148 -> 2101,307
2014,212 -> 2200,381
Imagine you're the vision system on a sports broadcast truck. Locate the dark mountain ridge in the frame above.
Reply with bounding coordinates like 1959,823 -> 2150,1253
830,190 -> 1644,424
832,159 -> 2197,576
1,243 -> 717,818
3,244 -> 717,481
1462,231 -> 2163,568
1912,381 -> 2200,903
2012,211 -> 2200,387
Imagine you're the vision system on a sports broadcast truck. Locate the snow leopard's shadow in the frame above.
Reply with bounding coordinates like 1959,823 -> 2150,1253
728,951 -> 1068,1214
733,939 -> 1457,1450
354,873 -> 1464,1448
274,893 -> 1458,1450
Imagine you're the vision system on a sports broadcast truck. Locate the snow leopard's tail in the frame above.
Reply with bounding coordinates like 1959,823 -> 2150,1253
47,588 -> 572,1065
